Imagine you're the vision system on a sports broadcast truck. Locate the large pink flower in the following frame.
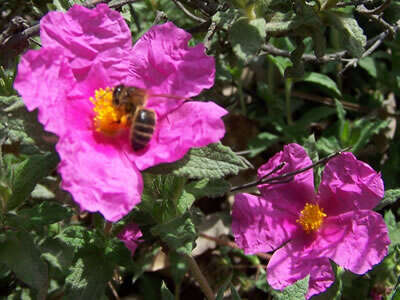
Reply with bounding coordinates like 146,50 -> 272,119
14,4 -> 226,222
232,144 -> 389,298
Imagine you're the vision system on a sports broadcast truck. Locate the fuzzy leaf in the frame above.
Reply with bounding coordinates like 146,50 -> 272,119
359,57 -> 377,78
272,275 -> 309,300
40,237 -> 74,272
147,143 -> 248,179
0,231 -> 48,299
375,189 -> 400,211
351,118 -> 390,153
161,281 -> 174,300
186,178 -> 230,199
384,210 -> 400,246
151,213 -> 197,254
64,248 -> 113,300
6,152 -> 59,211
229,18 -> 267,63
302,72 -> 341,97
324,12 -> 366,57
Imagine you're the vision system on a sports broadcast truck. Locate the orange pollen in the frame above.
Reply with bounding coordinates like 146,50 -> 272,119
90,87 -> 130,135
296,203 -> 327,233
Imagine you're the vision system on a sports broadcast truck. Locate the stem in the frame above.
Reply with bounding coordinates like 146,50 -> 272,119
285,78 -> 293,125
184,254 -> 215,300
175,282 -> 181,300
104,221 -> 113,236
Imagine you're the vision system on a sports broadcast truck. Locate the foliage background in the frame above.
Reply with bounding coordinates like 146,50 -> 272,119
0,0 -> 400,299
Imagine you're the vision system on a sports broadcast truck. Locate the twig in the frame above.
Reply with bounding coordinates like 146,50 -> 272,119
262,44 -> 347,63
108,281 -> 120,300
356,0 -> 391,15
172,0 -> 206,23
199,233 -> 271,260
184,254 -> 215,300
340,24 -> 399,75
230,147 -> 351,192
336,0 -> 373,7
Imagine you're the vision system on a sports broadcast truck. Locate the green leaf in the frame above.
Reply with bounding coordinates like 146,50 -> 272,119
168,251 -> 188,285
384,210 -> 400,246
272,275 -> 309,300
40,237 -> 75,272
359,56 -> 377,78
351,118 -> 390,153
0,231 -> 48,299
57,225 -> 92,252
0,96 -> 51,154
185,178 -> 230,199
248,132 -> 279,157
229,18 -> 267,63
230,284 -> 242,300
216,275 -> 232,300
161,281 -> 174,300
151,213 -> 197,254
147,143 -> 249,179
376,189 -> 400,211
324,12 -> 366,57
7,202 -> 72,229
267,55 -> 292,77
302,72 -> 342,97
64,248 -> 114,300
316,136 -> 341,155
7,152 -> 59,210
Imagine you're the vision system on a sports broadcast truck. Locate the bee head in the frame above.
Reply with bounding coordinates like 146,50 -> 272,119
112,84 -> 124,106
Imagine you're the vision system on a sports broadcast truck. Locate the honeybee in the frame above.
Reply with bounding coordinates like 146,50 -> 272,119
112,84 -> 185,152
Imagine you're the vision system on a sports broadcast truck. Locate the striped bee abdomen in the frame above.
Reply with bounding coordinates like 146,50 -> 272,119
130,109 -> 156,151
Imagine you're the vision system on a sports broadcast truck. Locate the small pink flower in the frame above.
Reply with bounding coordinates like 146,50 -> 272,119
118,223 -> 143,256
232,143 -> 390,298
14,4 -> 226,222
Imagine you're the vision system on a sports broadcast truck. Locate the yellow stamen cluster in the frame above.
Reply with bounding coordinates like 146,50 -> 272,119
90,87 -> 129,135
296,203 -> 327,233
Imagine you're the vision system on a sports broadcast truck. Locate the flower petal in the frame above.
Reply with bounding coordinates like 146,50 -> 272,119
127,22 -> 215,117
123,101 -> 227,170
257,143 -> 315,215
232,193 -> 300,254
318,152 -> 384,215
267,239 -> 335,299
312,210 -> 390,274
57,130 -> 143,222
118,223 -> 143,256
40,4 -> 131,83
14,46 -> 76,137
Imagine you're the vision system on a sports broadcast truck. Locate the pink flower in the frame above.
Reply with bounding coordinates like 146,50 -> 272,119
232,143 -> 390,298
14,4 -> 226,222
118,223 -> 143,256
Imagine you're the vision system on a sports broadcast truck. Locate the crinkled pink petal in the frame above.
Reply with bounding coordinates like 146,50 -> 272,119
267,238 -> 335,299
123,101 -> 227,170
13,46 -> 76,137
127,22 -> 215,117
118,223 -> 143,256
257,143 -> 315,215
232,193 -> 300,254
57,130 -> 143,222
40,4 -> 131,83
312,210 -> 389,274
318,152 -> 384,216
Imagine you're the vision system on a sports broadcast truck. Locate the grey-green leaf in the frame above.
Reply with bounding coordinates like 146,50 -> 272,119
7,152 -> 59,210
272,275 -> 309,300
147,143 -> 248,179
324,12 -> 366,58
151,213 -> 197,255
64,248 -> 114,300
229,18 -> 267,63
0,231 -> 48,299
302,72 -> 342,97
375,189 -> 400,211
